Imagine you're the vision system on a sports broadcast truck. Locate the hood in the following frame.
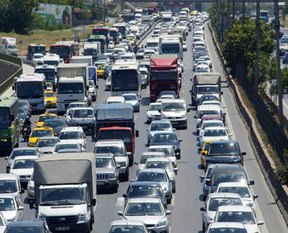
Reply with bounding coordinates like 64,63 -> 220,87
38,147 -> 55,154
205,155 -> 242,164
96,167 -> 115,174
10,169 -> 33,176
114,156 -> 128,163
123,215 -> 164,225
2,211 -> 17,222
243,224 -> 259,233
162,110 -> 186,118
39,204 -> 87,217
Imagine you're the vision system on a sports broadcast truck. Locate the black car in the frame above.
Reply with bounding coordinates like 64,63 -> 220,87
5,220 -> 51,233
204,140 -> 246,169
283,52 -> 288,64
43,119 -> 67,136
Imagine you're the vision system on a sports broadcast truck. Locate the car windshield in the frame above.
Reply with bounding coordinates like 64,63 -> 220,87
204,129 -> 227,137
137,172 -> 167,182
149,104 -> 161,111
208,228 -> 247,233
212,172 -> 247,186
125,202 -> 163,216
208,197 -> 242,211
10,149 -> 37,159
149,148 -> 174,158
218,187 -> 251,198
55,144 -> 80,151
12,159 -> 35,169
199,110 -> 219,118
6,227 -> 42,233
123,95 -> 137,101
128,185 -> 162,198
109,225 -> 146,233
203,122 -> 223,129
44,120 -> 66,128
153,133 -> 178,143
73,109 -> 94,118
162,102 -> 185,112
94,146 -> 124,156
0,197 -> 15,211
216,211 -> 256,224
209,143 -> 240,156
146,161 -> 172,171
96,158 -> 114,168
0,180 -> 18,193
38,115 -> 57,122
59,132 -> 82,140
31,130 -> 52,137
150,123 -> 171,131
37,139 -> 59,147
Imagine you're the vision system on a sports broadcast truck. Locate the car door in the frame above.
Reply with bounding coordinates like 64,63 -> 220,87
15,196 -> 24,221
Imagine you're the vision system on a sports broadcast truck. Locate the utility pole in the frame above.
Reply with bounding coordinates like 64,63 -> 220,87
242,0 -> 246,26
255,0 -> 260,92
274,0 -> 284,128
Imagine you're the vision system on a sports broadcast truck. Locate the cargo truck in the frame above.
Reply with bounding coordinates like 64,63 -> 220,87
0,37 -> 18,56
57,63 -> 91,114
71,55 -> 93,66
190,72 -> 222,106
94,103 -> 139,166
29,153 -> 96,233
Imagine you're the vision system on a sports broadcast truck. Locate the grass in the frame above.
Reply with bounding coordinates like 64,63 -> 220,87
0,27 -> 90,56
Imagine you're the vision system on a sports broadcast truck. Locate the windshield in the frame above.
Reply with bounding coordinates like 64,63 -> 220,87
6,227 -> 43,233
137,172 -> 167,182
10,149 -> 37,159
31,130 -> 52,137
146,161 -> 172,171
109,225 -> 145,233
218,187 -> 251,198
55,144 -> 79,152
0,108 -> 11,129
35,69 -> 56,81
208,197 -> 242,211
0,180 -> 17,193
59,132 -> 82,140
30,46 -> 45,54
17,82 -> 44,99
123,95 -> 137,101
94,146 -> 124,156
203,122 -> 223,129
209,143 -> 240,156
149,148 -> 174,157
128,185 -> 162,198
46,92 -> 55,98
161,44 -> 180,54
44,60 -> 59,66
12,159 -> 35,169
203,129 -> 227,137
153,133 -> 178,143
37,138 -> 59,147
0,197 -> 15,211
39,115 -> 56,122
212,172 -> 247,186
44,120 -> 66,128
147,42 -> 158,48
99,130 -> 132,144
150,70 -> 177,81
73,109 -> 94,118
58,83 -> 84,94
96,158 -> 114,168
151,123 -> 171,131
197,86 -> 219,94
125,202 -> 163,216
162,102 -> 185,112
40,187 -> 85,205
216,211 -> 256,224
149,104 -> 161,111
50,46 -> 69,58
111,70 -> 138,92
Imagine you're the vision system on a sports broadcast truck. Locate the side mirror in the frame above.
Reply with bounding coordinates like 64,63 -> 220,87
122,194 -> 127,198
253,195 -> 258,200
135,130 -> 139,137
18,206 -> 24,210
249,180 -> 255,185
165,210 -> 172,215
242,152 -> 246,156
187,108 -> 190,112
174,167 -> 179,172
200,207 -> 206,211
20,188 -> 25,194
200,175 -> 204,182
91,198 -> 96,206
28,199 -> 35,209
257,221 -> 264,225
134,162 -> 139,165
179,139 -> 183,142
4,157 -> 8,160
117,211 -> 123,216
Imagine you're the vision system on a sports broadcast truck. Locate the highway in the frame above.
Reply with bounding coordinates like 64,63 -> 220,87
0,22 -> 288,233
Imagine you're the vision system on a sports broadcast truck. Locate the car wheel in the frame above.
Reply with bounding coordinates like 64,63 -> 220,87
202,222 -> 206,233
172,184 -> 176,193
124,168 -> 129,181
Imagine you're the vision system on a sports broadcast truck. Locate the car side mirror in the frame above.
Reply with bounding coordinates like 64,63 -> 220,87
91,198 -> 96,206
4,156 -> 8,160
165,210 -> 172,215
18,205 -> 24,210
117,211 -> 123,216
174,167 -> 179,172
122,194 -> 127,198
200,207 -> 206,211
253,195 -> 258,200
249,180 -> 255,185
221,91 -> 223,95
194,115 -> 196,118
21,188 -> 25,194
205,179 -> 211,186
200,175 -> 204,182
179,139 -> 183,142
242,152 -> 246,156
257,221 -> 264,225
28,199 -> 35,209
116,165 -> 121,169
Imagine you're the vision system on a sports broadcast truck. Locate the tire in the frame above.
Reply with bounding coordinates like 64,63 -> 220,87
202,222 -> 206,233
167,196 -> 172,204
172,183 -> 176,193
124,169 -> 129,181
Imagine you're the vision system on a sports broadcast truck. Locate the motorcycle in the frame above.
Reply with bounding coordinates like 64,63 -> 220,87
21,123 -> 31,142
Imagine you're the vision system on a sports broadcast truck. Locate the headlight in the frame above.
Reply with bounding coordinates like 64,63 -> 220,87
156,218 -> 168,227
77,212 -> 87,223
37,213 -> 46,221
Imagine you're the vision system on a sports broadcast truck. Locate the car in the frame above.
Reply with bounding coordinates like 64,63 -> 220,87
94,139 -> 130,181
18,108 -> 30,123
18,100 -> 32,117
45,82 -> 53,91
42,119 -> 67,136
59,126 -> 87,149
107,220 -> 149,233
35,113 -> 58,127
140,74 -> 148,89
199,126 -> 231,147
198,119 -> 225,136
32,53 -> 44,65
4,220 -> 52,233
216,182 -> 258,212
156,95 -> 176,102
144,158 -> 178,193
146,120 -> 174,146
88,80 -> 97,101
5,147 -> 40,173
106,96 -> 125,104
44,90 -> 57,108
67,101 -> 88,110
35,136 -> 60,155
26,172 -> 34,199
158,91 -> 178,100
9,156 -> 37,189
0,194 -> 24,223
95,62 -> 108,78
206,222 -> 248,233
123,181 -> 167,208
0,174 -> 24,198
150,131 -> 182,159
143,49 -> 157,59
28,127 -> 54,147
200,192 -> 243,232
135,168 -> 173,204
204,140 -> 246,169
148,145 -> 177,167
197,95 -> 219,106
105,76 -> 111,91
135,152 -> 165,172
146,103 -> 162,123
0,212 -> 7,233
213,206 -> 264,233
195,105 -> 224,127
199,140 -> 212,169
117,198 -> 171,233
122,93 -> 140,112
95,153 -> 120,193
53,141 -> 86,153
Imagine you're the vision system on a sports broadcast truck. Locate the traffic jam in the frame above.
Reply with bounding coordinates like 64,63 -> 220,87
0,7 -> 274,233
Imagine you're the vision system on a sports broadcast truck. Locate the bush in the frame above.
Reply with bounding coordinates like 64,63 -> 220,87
276,150 -> 288,185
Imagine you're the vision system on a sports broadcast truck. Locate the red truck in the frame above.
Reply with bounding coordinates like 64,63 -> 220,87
150,54 -> 179,102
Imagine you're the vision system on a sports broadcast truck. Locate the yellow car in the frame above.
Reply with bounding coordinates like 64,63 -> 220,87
200,140 -> 212,169
35,113 -> 58,127
45,82 -> 53,91
96,65 -> 105,78
45,90 -> 57,108
28,126 -> 54,147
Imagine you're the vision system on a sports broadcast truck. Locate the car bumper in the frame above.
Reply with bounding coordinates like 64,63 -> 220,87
168,118 -> 187,129
97,178 -> 118,189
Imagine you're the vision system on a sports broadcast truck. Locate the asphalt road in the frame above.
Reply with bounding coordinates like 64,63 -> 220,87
0,23 -> 288,233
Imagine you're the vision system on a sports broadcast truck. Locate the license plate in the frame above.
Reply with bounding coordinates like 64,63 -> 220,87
55,227 -> 70,231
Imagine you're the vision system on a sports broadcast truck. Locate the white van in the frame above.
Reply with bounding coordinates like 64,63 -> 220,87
0,174 -> 24,198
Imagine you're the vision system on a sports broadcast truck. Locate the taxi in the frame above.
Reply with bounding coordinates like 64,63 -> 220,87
127,34 -> 136,46
28,126 -> 54,147
45,82 -> 53,91
45,90 -> 57,108
95,62 -> 107,78
35,112 -> 58,127
200,140 -> 212,169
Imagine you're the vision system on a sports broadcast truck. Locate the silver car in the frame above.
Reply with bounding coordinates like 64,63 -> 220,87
146,120 -> 174,146
122,93 -> 140,112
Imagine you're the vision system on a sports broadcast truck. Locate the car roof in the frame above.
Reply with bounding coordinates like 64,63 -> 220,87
13,156 -> 38,160
217,182 -> 249,188
0,173 -> 20,180
212,164 -> 244,173
145,157 -> 171,163
95,139 -> 124,146
126,197 -> 162,203
129,181 -> 162,187
217,205 -> 253,212
208,222 -> 246,229
150,120 -> 171,124
141,152 -> 165,156
207,192 -> 242,199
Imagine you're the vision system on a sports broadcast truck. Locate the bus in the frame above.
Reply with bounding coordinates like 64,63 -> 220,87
113,22 -> 127,39
111,59 -> 140,97
92,27 -> 110,42
26,44 -> 46,61
109,27 -> 120,44
0,97 -> 20,154
49,41 -> 80,63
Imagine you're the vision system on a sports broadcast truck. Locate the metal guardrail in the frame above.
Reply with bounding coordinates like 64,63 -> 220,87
0,53 -> 23,95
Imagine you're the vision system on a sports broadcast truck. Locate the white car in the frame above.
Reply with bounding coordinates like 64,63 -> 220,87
0,194 -> 24,223
146,120 -> 174,145
214,205 -> 264,233
107,220 -> 149,233
122,93 -> 140,112
0,212 -> 7,233
118,198 -> 171,233
146,103 -> 162,123
195,63 -> 210,73
206,222 -> 248,233
135,152 -> 165,172
9,156 -> 37,189
59,126 -> 87,149
199,126 -> 231,147
35,136 -> 60,154
216,182 -> 258,212
148,145 -> 177,168
198,120 -> 225,136
53,141 -> 86,153
32,53 -> 44,65
106,96 -> 125,104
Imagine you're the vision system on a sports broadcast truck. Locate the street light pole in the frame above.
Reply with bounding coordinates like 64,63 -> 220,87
255,0 -> 260,92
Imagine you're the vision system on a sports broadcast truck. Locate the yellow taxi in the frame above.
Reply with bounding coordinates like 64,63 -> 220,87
95,62 -> 107,78
45,90 -> 57,108
35,113 -> 58,127
200,140 -> 212,169
45,82 -> 53,91
28,126 -> 54,147
127,34 -> 136,46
